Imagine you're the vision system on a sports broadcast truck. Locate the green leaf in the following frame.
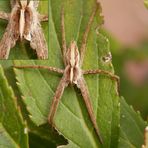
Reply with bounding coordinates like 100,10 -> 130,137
14,0 -> 120,147
118,97 -> 147,148
0,1 -> 48,59
0,65 -> 28,148
0,63 -> 66,147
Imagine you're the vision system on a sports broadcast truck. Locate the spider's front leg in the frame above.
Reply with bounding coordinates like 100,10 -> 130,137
80,1 -> 101,65
60,7 -> 67,66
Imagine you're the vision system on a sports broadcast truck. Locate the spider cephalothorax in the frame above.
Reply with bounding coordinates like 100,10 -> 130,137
64,41 -> 81,84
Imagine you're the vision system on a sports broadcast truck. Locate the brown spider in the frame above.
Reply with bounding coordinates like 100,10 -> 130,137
0,0 -> 48,59
14,1 -> 119,144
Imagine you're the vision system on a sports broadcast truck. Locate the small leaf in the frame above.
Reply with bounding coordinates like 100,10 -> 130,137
14,0 -> 120,147
0,65 -> 28,148
118,97 -> 147,148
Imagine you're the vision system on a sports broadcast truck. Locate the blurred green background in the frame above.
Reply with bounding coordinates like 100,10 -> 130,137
100,0 -> 148,120
111,36 -> 148,120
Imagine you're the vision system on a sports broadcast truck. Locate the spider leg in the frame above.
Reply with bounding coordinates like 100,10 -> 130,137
14,65 -> 64,74
29,19 -> 48,59
32,0 -> 40,9
80,1 -> 101,65
61,7 -> 67,65
11,0 -> 17,8
77,77 -> 103,144
0,7 -> 20,59
83,69 -> 120,94
48,76 -> 68,125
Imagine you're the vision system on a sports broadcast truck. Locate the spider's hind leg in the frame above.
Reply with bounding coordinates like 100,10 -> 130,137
48,76 -> 68,125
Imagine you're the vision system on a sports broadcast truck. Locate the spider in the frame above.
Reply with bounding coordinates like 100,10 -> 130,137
0,0 -> 48,59
14,1 -> 119,144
